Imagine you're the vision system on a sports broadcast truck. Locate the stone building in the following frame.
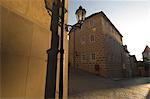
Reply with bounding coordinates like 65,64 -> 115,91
69,6 -> 132,78
121,45 -> 133,77
137,61 -> 146,76
142,45 -> 150,76
142,46 -> 150,62
129,55 -> 138,77
1,1 -> 68,98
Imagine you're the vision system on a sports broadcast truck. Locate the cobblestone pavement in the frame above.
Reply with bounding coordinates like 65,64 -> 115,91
69,68 -> 150,99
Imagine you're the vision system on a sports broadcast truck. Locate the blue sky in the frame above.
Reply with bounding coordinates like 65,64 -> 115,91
68,0 -> 150,60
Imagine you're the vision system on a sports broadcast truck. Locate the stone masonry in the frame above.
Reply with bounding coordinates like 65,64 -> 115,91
69,6 -> 134,78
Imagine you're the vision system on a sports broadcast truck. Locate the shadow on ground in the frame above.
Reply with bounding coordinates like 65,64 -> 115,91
69,68 -> 150,99
147,90 -> 150,99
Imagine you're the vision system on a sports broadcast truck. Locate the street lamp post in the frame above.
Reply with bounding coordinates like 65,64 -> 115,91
44,0 -> 67,99
44,0 -> 60,99
67,6 -> 86,69
59,0 -> 65,98
44,2 -> 85,99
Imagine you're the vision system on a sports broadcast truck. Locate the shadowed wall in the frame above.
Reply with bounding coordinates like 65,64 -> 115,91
0,4 -> 2,98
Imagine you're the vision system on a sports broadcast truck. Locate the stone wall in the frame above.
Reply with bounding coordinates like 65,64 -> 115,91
129,55 -> 137,77
101,14 -> 123,78
69,12 -> 125,78
122,48 -> 132,77
69,14 -> 107,77
104,35 -> 123,78
1,5 -> 49,98
1,0 -> 68,98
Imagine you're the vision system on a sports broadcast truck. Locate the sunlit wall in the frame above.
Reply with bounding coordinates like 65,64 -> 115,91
0,0 -> 68,98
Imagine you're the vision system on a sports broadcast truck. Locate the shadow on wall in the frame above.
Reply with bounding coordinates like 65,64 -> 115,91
147,90 -> 150,99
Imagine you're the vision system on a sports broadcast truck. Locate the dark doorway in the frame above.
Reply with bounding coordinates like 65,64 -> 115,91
95,65 -> 100,75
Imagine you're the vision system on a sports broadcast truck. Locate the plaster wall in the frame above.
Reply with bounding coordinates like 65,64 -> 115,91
1,6 -> 49,98
0,0 -> 68,98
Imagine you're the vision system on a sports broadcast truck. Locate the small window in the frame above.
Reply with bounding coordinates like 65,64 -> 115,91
95,65 -> 99,72
81,36 -> 85,44
90,35 -> 95,42
82,54 -> 86,60
89,20 -> 96,27
91,53 -> 96,60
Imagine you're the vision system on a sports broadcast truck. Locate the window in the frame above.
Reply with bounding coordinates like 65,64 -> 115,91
95,65 -> 99,72
89,20 -> 96,27
81,36 -> 85,44
82,54 -> 86,60
90,35 -> 95,42
91,53 -> 96,60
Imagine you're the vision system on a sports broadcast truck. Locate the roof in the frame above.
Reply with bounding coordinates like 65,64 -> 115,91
129,55 -> 137,61
130,55 -> 136,58
123,45 -> 129,53
137,61 -> 144,64
69,11 -> 123,37
142,45 -> 150,54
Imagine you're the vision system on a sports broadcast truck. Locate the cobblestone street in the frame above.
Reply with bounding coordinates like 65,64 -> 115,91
69,68 -> 150,99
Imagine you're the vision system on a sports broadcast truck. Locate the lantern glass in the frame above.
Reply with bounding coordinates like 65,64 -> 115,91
76,11 -> 82,21
75,6 -> 86,22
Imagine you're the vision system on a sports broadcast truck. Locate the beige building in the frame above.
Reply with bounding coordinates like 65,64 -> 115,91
69,6 -> 133,78
0,0 -> 68,98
